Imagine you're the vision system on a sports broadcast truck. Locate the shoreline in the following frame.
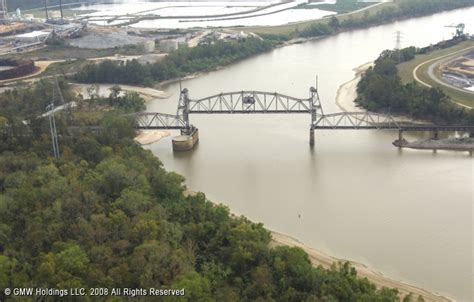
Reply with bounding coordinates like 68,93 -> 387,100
181,190 -> 451,302
140,62 -> 459,301
140,34 -> 460,302
134,130 -> 171,145
270,231 -> 452,302
335,61 -> 373,112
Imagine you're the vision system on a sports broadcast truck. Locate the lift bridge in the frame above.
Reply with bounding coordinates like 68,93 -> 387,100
133,87 -> 474,147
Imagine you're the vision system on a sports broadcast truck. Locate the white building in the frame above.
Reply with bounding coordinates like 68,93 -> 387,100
13,31 -> 50,43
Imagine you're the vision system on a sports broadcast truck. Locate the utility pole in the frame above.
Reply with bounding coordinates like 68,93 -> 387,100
59,0 -> 64,23
44,0 -> 49,21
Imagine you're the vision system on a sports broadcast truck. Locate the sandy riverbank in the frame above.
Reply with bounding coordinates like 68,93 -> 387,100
335,61 -> 373,112
271,231 -> 451,302
72,83 -> 171,101
135,130 -> 171,145
335,63 -> 434,126
182,191 -> 451,301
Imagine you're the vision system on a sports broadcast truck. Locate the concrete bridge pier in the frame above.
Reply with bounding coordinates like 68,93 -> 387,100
172,128 -> 199,151
398,130 -> 403,141
309,128 -> 315,146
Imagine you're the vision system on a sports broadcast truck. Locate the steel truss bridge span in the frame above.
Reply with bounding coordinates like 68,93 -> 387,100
133,88 -> 474,146
186,90 -> 321,114
134,112 -> 188,130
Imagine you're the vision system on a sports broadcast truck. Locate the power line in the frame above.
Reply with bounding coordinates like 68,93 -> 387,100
46,103 -> 60,158
46,78 -> 65,159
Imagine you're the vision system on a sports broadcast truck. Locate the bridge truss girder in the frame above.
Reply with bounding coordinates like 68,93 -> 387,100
313,112 -> 402,130
132,89 -> 474,147
186,90 -> 320,114
134,112 -> 187,129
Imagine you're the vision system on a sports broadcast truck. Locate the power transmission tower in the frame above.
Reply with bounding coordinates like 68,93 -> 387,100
394,30 -> 403,63
0,0 -> 8,22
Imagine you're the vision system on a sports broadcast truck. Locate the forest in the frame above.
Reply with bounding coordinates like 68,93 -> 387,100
356,47 -> 474,125
74,38 -> 274,86
0,80 -> 425,301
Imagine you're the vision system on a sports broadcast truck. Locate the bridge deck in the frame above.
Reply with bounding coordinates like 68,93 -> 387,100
133,89 -> 474,134
314,126 -> 474,131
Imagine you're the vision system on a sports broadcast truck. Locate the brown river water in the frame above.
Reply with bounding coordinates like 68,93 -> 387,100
142,8 -> 474,301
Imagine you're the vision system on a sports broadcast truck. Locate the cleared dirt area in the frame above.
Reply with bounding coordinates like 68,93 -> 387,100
68,31 -> 148,49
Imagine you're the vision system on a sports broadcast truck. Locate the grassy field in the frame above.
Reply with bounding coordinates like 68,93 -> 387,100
238,2 -> 395,35
397,41 -> 474,108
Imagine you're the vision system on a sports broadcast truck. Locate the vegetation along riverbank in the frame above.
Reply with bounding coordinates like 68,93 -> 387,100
356,38 -> 474,127
68,1 -> 474,89
0,80 -> 445,301
397,41 -> 474,109
241,0 -> 474,36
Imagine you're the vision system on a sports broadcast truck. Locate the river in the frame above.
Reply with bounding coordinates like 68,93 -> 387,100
143,8 -> 474,301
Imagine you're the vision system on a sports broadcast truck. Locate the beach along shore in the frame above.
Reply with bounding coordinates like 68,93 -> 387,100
335,62 -> 373,112
271,231 -> 451,302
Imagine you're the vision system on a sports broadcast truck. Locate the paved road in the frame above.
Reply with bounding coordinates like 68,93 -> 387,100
412,45 -> 474,109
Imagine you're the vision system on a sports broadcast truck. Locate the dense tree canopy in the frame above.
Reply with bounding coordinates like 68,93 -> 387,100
74,38 -> 274,86
0,81 -> 421,301
356,48 -> 474,125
